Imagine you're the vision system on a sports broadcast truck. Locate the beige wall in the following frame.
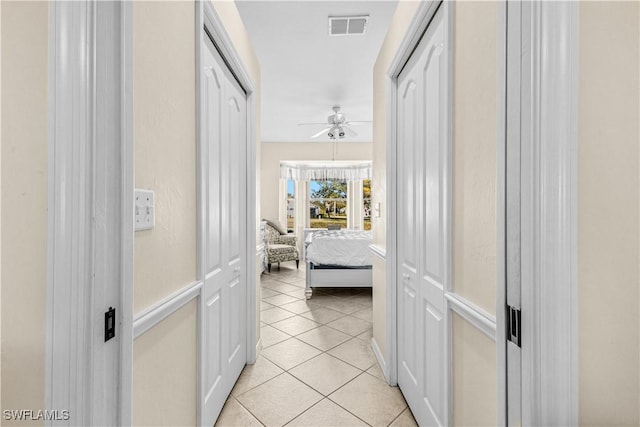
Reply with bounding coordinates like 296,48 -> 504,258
134,0 -> 197,314
260,142 -> 371,222
132,2 -> 198,425
133,301 -> 198,427
133,1 -> 261,426
451,1 -> 497,317
452,313 -> 497,427
371,0 -> 422,361
578,2 -> 640,425
1,2 -> 49,425
450,3 -> 498,423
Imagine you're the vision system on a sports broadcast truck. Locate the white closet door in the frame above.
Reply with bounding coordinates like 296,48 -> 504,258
397,5 -> 449,426
201,35 -> 247,426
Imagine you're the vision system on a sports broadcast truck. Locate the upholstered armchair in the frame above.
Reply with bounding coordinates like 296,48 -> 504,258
263,220 -> 299,272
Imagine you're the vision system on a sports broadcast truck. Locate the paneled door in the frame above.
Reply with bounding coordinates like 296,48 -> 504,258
200,34 -> 248,426
396,4 -> 450,426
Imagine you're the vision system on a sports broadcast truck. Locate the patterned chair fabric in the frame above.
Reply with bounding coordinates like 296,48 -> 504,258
264,222 -> 299,272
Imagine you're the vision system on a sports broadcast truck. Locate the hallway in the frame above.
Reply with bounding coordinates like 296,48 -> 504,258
215,266 -> 417,426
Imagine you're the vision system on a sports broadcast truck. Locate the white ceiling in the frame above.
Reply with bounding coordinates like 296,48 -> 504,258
236,1 -> 398,143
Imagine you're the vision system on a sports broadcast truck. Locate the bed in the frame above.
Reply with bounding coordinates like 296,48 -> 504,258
303,228 -> 373,299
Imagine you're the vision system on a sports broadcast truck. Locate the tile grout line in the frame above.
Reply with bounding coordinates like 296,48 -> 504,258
228,395 -> 267,427
227,271 -> 391,427
324,371 -> 384,427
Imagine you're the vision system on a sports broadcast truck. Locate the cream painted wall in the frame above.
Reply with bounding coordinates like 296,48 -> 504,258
371,0 -> 421,251
450,3 -> 499,422
134,1 -> 197,314
133,1 -> 261,426
452,313 -> 497,426
132,2 -> 198,425
371,0 -> 421,361
1,2 -> 48,425
133,301 -> 197,427
451,1 -> 497,317
260,142 -> 371,222
578,2 -> 639,425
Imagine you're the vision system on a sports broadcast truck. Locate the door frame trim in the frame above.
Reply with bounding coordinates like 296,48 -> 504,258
496,2 -> 507,425
46,1 -> 134,424
196,1 -> 258,425
516,3 -> 579,424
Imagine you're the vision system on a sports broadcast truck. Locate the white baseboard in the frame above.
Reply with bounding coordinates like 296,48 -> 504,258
371,337 -> 389,384
253,337 -> 263,363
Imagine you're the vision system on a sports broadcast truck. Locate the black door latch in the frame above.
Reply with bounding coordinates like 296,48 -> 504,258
105,307 -> 116,342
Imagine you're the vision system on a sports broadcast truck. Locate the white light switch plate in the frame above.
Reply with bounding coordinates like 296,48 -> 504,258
135,189 -> 155,231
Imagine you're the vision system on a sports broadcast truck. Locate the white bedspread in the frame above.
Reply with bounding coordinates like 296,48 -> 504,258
305,230 -> 372,267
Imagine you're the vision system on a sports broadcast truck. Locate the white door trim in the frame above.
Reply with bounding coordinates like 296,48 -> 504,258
46,1 -> 134,425
119,3 -> 135,424
496,1 -> 507,425
518,2 -> 579,424
385,0 -> 441,388
196,2 -> 258,425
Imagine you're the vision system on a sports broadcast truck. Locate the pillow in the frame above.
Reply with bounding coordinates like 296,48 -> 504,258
263,218 -> 287,235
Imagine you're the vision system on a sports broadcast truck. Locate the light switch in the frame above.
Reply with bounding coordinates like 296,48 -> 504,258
135,189 -> 154,231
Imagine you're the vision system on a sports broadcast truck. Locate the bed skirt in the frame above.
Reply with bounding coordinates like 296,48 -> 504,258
305,262 -> 372,299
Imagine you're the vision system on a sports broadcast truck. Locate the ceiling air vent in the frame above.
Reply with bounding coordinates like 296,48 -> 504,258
329,15 -> 369,36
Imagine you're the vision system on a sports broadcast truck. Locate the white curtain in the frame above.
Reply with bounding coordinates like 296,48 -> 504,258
280,160 -> 371,182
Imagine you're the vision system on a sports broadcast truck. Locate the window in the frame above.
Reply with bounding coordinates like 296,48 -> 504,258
309,180 -> 348,229
286,179 -> 295,233
363,179 -> 371,230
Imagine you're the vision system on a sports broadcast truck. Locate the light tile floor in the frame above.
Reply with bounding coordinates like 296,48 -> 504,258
215,265 -> 418,427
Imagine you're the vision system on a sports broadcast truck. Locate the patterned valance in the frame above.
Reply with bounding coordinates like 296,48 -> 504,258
280,160 -> 371,182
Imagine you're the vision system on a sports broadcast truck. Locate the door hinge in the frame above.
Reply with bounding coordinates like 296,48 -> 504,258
105,307 -> 116,342
507,305 -> 521,347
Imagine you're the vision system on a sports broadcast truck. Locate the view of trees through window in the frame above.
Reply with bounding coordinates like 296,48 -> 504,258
285,179 -> 372,231
309,180 -> 347,229
286,179 -> 295,233
363,179 -> 371,230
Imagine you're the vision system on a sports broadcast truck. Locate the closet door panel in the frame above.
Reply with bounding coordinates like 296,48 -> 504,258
222,76 -> 247,382
397,5 -> 449,426
200,34 -> 248,426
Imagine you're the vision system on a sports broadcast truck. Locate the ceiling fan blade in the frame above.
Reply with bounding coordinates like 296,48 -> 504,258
311,127 -> 332,138
343,126 -> 358,137
298,122 -> 329,126
344,121 -> 372,127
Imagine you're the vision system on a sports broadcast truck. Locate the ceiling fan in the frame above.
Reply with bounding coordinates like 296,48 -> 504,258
298,106 -> 371,140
